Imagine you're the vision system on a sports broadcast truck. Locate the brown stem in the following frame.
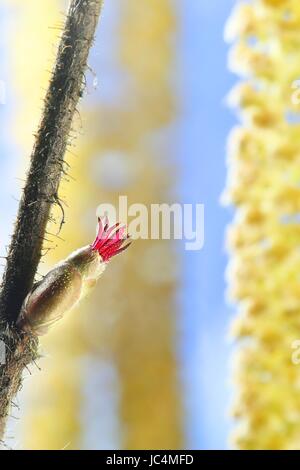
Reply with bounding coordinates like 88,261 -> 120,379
0,0 -> 103,442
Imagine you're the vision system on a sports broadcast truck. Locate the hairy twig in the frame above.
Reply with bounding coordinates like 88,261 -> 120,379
0,0 -> 103,441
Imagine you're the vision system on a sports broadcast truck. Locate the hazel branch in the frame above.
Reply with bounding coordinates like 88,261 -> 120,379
0,0 -> 103,442
0,0 -> 103,325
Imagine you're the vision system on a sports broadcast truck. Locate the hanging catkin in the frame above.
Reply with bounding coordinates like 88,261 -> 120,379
225,0 -> 300,450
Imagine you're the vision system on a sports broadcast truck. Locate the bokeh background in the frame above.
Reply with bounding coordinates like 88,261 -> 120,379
0,0 -> 252,450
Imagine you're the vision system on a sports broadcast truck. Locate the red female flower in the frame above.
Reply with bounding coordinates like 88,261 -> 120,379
17,217 -> 131,335
91,216 -> 131,262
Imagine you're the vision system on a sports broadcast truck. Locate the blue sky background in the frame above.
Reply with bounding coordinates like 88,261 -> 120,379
0,0 -> 239,450
179,0 -> 237,449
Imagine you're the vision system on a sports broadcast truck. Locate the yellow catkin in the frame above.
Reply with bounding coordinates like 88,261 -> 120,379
225,0 -> 300,450
63,0 -> 182,449
9,0 -> 182,449
113,1 -> 182,448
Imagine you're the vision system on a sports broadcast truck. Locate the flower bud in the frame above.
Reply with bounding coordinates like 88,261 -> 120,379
17,217 -> 131,335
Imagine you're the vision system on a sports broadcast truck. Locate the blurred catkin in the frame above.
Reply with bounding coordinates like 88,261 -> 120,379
8,0 -> 182,449
113,0 -> 182,449
225,0 -> 300,450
